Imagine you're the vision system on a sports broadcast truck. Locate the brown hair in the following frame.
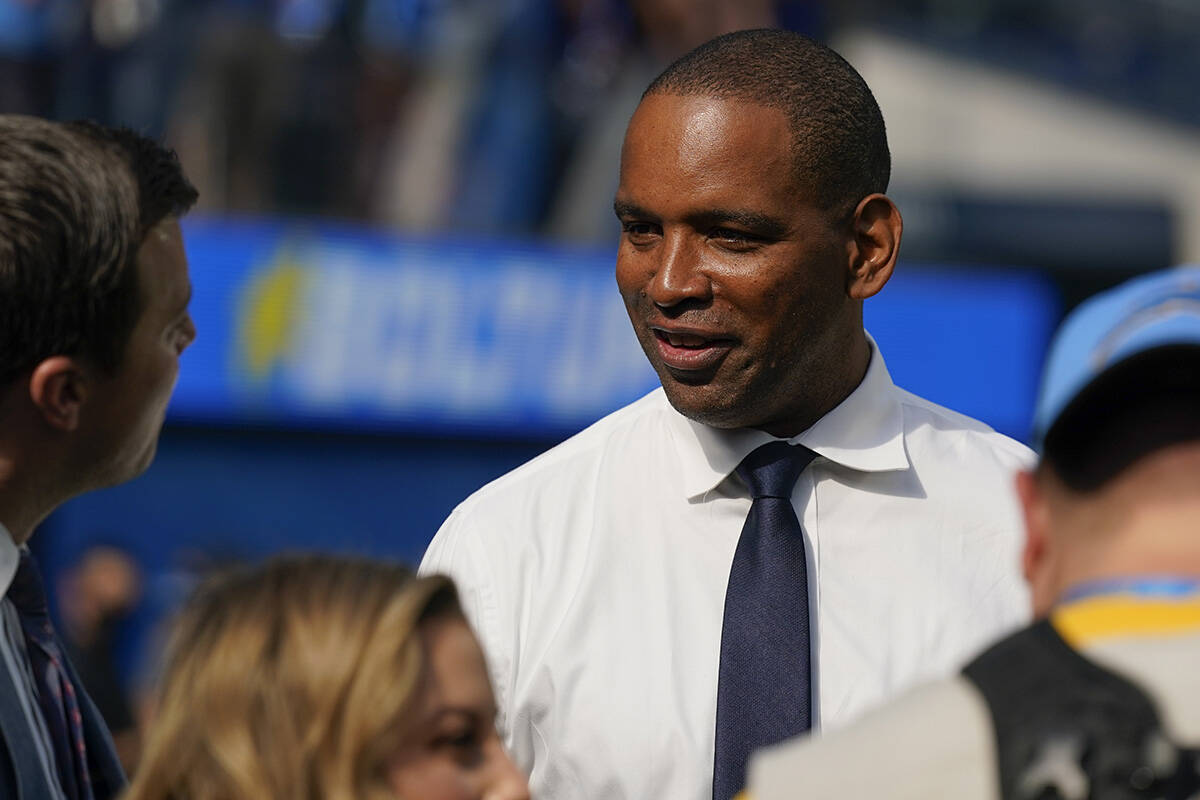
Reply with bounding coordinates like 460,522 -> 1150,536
0,115 -> 197,384
123,555 -> 461,800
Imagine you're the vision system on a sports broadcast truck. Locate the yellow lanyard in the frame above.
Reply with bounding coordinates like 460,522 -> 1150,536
1052,591 -> 1200,648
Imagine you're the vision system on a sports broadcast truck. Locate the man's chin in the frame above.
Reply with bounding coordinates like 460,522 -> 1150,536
659,381 -> 753,430
128,440 -> 160,479
95,440 -> 159,490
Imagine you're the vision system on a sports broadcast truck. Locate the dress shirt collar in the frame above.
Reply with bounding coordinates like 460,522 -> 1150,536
0,522 -> 19,597
667,334 -> 910,500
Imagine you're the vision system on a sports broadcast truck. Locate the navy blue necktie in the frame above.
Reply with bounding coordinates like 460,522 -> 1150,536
8,551 -> 94,800
712,441 -> 818,800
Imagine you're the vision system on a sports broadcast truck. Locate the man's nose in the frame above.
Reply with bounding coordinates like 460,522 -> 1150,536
646,232 -> 711,309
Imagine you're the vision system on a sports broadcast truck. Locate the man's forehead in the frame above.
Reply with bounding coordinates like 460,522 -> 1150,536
624,93 -> 792,162
143,217 -> 183,245
631,91 -> 788,131
135,218 -> 190,305
138,218 -> 186,259
619,92 -> 799,205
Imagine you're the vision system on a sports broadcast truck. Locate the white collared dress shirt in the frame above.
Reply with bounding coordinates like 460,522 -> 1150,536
421,343 -> 1033,800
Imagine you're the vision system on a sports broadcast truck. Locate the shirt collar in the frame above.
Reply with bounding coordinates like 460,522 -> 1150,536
0,522 -> 19,596
667,334 -> 910,500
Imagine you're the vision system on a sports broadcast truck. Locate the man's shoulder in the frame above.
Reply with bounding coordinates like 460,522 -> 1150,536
423,388 -> 673,601
446,388 -> 671,521
894,386 -> 1035,471
750,676 -> 997,800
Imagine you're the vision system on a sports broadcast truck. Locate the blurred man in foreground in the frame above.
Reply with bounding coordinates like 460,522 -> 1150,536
746,266 -> 1200,799
424,29 -> 1032,800
0,115 -> 197,799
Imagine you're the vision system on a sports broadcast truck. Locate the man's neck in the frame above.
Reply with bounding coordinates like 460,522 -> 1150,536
0,502 -> 47,547
0,455 -> 62,546
754,331 -> 872,439
1051,444 -> 1200,606
1055,511 -> 1200,606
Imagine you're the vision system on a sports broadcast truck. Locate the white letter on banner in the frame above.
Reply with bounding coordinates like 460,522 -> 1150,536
544,274 -> 655,422
288,250 -> 359,407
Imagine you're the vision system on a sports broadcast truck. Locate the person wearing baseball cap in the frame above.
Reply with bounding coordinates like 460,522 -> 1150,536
740,266 -> 1200,800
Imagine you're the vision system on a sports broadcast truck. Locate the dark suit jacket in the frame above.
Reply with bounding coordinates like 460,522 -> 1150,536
0,637 -> 126,799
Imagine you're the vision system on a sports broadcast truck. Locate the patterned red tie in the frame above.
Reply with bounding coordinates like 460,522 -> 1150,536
8,551 -> 94,800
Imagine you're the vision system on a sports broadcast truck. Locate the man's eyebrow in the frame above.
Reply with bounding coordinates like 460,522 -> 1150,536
613,200 -> 654,220
691,209 -> 788,238
613,201 -> 788,238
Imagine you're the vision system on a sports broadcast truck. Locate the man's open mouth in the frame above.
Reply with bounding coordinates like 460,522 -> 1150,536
650,327 -> 735,371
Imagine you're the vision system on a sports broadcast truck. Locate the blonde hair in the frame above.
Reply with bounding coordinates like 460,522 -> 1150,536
123,554 -> 461,800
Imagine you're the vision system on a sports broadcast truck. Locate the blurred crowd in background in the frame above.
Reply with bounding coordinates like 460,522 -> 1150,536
3,0 -> 1195,248
1,0 -> 818,241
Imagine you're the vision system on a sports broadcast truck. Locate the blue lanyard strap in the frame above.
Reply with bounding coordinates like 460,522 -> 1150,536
1060,576 -> 1200,604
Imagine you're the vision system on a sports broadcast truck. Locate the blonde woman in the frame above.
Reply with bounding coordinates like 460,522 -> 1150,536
123,555 -> 529,800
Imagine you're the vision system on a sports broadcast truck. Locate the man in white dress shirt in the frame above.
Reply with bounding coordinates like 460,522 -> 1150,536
422,29 -> 1032,800
0,116 -> 197,798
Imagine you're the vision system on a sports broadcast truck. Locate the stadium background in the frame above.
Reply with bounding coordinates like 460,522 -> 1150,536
2,0 -> 1197,765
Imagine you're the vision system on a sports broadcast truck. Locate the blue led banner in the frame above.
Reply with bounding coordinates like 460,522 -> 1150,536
173,216 -> 1058,440
175,217 -> 657,436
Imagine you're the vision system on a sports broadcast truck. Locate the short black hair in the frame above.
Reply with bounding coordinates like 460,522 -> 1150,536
0,116 -> 198,384
1042,344 -> 1200,492
644,28 -> 890,214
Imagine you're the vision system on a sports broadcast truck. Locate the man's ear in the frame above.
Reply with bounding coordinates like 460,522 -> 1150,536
29,357 -> 88,432
1016,468 -> 1057,618
846,193 -> 902,301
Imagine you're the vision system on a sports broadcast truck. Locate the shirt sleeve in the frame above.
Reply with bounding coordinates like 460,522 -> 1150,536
420,505 -> 513,736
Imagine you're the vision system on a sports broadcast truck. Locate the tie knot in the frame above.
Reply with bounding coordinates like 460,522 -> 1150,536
8,550 -> 50,620
736,441 -> 816,500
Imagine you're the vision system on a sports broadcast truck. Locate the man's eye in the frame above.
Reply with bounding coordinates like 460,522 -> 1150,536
711,227 -> 753,243
622,221 -> 658,238
709,228 -> 765,251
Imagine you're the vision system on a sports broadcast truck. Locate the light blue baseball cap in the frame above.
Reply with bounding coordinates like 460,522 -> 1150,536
1034,265 -> 1200,449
